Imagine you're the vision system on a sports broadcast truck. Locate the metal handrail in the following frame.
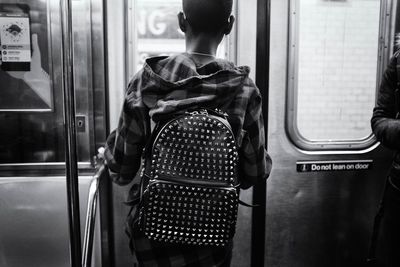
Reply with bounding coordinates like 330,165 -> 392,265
60,0 -> 82,265
82,162 -> 106,267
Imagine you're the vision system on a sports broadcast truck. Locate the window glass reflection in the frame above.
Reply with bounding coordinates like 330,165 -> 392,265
295,0 -> 380,141
131,0 -> 228,73
0,1 -> 65,164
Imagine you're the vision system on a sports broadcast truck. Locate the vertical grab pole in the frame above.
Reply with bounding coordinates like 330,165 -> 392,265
60,0 -> 82,266
252,0 -> 271,266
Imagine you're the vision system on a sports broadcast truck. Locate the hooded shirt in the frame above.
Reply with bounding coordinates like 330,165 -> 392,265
104,53 -> 272,266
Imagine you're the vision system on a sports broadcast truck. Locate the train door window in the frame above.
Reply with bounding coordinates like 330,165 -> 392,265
287,0 -> 393,151
0,1 -> 65,167
125,0 -> 237,82
0,0 -> 104,170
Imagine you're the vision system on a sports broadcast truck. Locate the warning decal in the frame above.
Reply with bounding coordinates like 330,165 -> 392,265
296,160 -> 373,172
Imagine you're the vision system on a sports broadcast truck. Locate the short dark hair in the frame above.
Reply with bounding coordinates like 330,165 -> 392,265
182,0 -> 233,34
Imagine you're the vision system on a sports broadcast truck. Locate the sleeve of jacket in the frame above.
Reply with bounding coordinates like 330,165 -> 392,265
239,80 -> 272,189
104,79 -> 150,185
371,53 -> 400,150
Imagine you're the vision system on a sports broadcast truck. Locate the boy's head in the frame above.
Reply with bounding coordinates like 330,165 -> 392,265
179,0 -> 234,36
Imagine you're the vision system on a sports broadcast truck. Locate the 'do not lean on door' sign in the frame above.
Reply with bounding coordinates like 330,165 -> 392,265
296,160 -> 373,172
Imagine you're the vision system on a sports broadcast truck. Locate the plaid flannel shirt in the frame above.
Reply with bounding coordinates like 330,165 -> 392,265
105,53 -> 272,267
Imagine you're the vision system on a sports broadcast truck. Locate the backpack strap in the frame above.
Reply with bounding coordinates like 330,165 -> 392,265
239,200 -> 259,208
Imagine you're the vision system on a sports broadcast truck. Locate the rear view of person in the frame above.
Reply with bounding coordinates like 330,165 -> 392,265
104,0 -> 272,266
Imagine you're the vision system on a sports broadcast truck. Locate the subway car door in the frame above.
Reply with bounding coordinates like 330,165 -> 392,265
266,0 -> 397,266
0,0 -> 108,266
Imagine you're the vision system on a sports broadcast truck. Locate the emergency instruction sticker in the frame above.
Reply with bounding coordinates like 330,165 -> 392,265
0,12 -> 31,63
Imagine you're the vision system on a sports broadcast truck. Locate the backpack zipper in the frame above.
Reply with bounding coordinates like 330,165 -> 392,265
148,175 -> 238,193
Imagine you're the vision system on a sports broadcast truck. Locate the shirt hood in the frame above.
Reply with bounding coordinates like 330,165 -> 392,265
137,53 -> 250,121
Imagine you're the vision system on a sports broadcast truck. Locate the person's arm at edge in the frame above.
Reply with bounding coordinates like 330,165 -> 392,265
371,52 -> 400,151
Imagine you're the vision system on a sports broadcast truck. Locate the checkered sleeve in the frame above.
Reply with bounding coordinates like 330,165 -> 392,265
239,80 -> 272,189
104,80 -> 150,185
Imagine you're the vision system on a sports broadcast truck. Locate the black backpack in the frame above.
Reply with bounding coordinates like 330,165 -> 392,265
138,109 -> 240,246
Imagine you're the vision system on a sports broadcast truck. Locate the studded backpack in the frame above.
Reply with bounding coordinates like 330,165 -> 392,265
138,109 -> 240,246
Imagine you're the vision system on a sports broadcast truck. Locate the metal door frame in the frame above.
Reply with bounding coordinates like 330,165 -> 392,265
60,0 -> 110,266
251,1 -> 271,266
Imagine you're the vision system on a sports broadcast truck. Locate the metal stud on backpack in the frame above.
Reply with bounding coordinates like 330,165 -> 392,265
138,109 -> 239,246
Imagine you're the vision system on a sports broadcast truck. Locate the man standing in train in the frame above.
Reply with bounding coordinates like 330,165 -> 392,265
104,0 -> 272,266
370,39 -> 400,266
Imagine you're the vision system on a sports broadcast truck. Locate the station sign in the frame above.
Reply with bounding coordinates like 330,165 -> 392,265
296,160 -> 373,172
137,2 -> 183,40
